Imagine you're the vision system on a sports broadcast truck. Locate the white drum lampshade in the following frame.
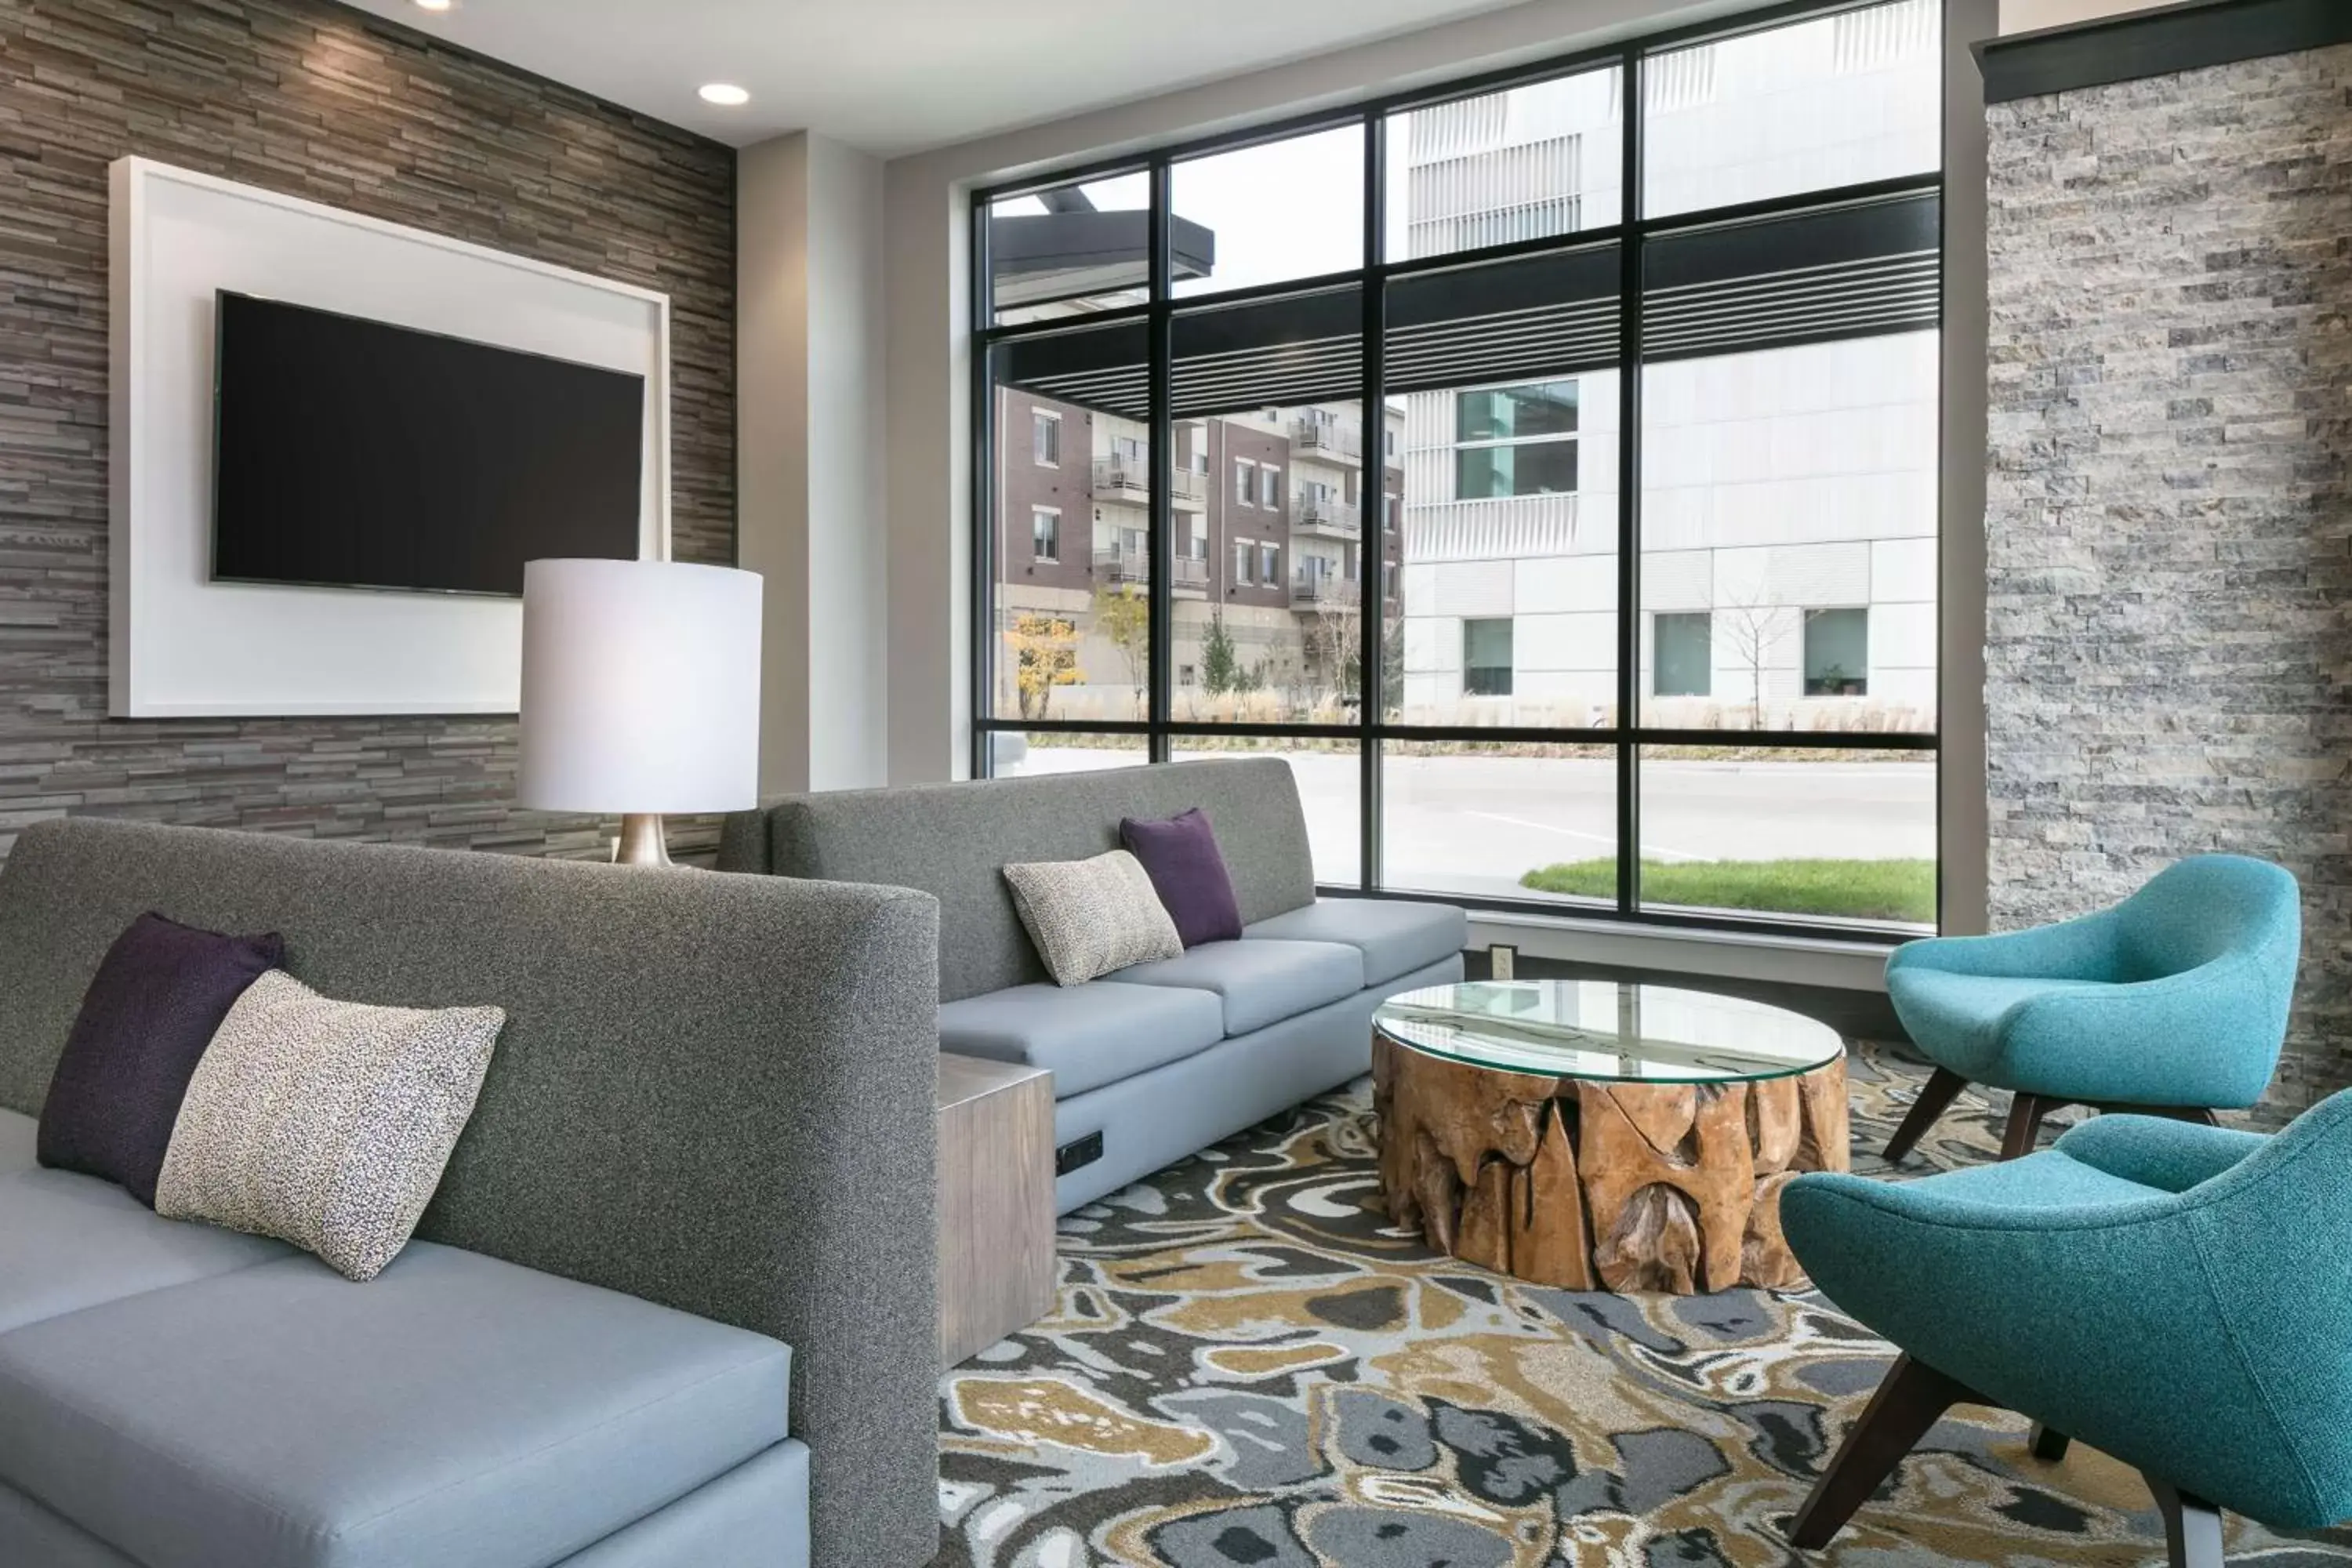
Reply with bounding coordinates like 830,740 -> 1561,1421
518,559 -> 762,864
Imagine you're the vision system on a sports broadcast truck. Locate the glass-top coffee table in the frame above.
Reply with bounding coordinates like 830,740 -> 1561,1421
1370,980 -> 1851,1294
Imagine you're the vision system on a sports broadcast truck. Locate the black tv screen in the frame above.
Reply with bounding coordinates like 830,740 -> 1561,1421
211,292 -> 646,597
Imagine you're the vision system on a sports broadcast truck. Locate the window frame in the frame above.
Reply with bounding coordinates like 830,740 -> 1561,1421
1802,605 -> 1870,697
969,0 -> 1945,945
1450,377 -> 1583,501
1029,505 -> 1061,564
1462,617 -> 1515,698
1652,610 -> 1713,699
1031,408 -> 1060,467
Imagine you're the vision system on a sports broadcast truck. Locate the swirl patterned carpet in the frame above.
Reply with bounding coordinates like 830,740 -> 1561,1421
935,1042 -> 2352,1568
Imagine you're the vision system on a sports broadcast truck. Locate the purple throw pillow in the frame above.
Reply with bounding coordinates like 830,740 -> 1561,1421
1120,808 -> 1243,948
37,912 -> 285,1207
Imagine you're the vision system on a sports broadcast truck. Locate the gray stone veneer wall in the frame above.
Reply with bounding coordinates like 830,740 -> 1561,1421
0,0 -> 734,862
1984,44 -> 2352,1123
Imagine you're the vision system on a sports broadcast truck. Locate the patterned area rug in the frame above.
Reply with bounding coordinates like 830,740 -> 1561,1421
935,1043 -> 2352,1568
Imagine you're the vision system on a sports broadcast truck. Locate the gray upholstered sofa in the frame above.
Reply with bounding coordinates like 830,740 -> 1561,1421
720,758 -> 1466,1211
0,818 -> 941,1568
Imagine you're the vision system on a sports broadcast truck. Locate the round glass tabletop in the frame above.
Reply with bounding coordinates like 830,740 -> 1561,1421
1372,979 -> 1845,1086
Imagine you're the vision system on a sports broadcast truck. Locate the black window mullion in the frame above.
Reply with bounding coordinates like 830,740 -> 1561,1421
1147,161 -> 1174,764
971,0 -> 1947,943
970,194 -> 996,779
1614,47 -> 1643,920
1359,110 -> 1385,896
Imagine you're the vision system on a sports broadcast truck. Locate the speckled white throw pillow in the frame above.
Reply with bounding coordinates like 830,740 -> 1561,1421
154,971 -> 504,1282
1004,849 -> 1183,986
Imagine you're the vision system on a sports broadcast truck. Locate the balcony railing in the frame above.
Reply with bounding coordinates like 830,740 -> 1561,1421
1289,494 -> 1360,536
1290,416 -> 1363,463
1291,572 -> 1358,607
1092,458 -> 1207,506
1095,547 -> 1209,595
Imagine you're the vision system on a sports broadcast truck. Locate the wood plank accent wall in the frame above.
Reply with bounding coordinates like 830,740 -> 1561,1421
0,0 -> 735,861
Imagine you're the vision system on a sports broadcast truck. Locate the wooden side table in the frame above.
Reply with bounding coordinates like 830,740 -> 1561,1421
936,1054 -> 1056,1366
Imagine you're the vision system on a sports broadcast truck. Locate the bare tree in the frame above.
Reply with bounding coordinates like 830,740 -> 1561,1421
1298,582 -> 1363,713
1715,592 -> 1785,732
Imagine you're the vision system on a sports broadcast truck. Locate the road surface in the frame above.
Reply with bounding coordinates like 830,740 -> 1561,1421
1007,743 -> 1935,902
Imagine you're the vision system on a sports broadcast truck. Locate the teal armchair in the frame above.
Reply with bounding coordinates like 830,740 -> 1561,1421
1882,855 -> 2299,1162
1783,1094 -> 2352,1566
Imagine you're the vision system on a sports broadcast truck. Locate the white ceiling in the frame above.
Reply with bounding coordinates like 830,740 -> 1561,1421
342,0 -> 1541,156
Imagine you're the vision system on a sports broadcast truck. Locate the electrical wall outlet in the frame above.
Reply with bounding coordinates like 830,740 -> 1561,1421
1054,1131 -> 1104,1176
1490,943 -> 1517,980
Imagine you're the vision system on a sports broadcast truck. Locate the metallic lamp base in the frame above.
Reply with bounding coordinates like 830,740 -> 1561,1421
613,813 -> 673,866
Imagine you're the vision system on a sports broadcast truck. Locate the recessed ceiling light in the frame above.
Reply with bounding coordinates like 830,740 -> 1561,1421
699,83 -> 751,107
414,0 -> 452,11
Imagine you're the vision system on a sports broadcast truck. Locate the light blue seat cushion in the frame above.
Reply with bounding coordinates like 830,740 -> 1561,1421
1872,1144 -> 2165,1213
0,1241 -> 793,1568
1244,898 -> 1468,988
1882,970 -> 2117,1079
0,1112 -> 292,1336
559,1443 -> 808,1568
938,981 -> 1225,1098
0,1108 -> 31,1174
1110,938 -> 1366,1037
0,1480 -> 139,1568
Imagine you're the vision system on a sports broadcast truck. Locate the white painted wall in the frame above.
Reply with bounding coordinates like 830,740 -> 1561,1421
739,132 -> 890,795
1998,0 -> 2161,33
1942,0 -> 1996,935
108,157 -> 670,717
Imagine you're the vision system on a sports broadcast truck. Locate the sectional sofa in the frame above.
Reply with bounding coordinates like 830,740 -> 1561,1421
720,757 -> 1467,1211
0,818 -> 942,1568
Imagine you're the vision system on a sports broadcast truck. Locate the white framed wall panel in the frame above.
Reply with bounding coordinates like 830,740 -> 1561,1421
109,157 -> 671,717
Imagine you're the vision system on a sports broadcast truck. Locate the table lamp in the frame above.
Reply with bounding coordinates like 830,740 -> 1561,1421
517,558 -> 762,866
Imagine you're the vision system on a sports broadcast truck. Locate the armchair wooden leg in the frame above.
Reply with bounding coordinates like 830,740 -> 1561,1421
1999,1093 -> 2054,1160
1789,1354 -> 1981,1549
2027,1421 -> 2071,1461
1883,1067 -> 1968,1163
2147,1477 -> 2225,1568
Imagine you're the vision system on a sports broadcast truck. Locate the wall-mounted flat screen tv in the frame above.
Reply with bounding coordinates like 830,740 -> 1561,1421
211,291 -> 646,597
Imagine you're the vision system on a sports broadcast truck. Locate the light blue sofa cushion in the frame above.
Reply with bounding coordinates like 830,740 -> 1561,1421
560,1443 -> 808,1568
939,981 -> 1225,1098
0,1106 -> 30,1174
1244,898 -> 1468,988
0,1242 -> 793,1568
0,1481 -> 138,1568
1110,938 -> 1366,1037
0,1112 -> 292,1336
1051,953 -> 1465,1213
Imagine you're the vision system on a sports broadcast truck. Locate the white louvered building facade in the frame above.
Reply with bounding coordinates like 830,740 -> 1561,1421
1395,0 -> 1943,729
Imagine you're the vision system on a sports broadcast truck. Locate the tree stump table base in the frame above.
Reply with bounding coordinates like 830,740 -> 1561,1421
1372,1033 -> 1850,1294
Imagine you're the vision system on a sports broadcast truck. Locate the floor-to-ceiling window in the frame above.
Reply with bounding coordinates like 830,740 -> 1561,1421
973,0 -> 1944,937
